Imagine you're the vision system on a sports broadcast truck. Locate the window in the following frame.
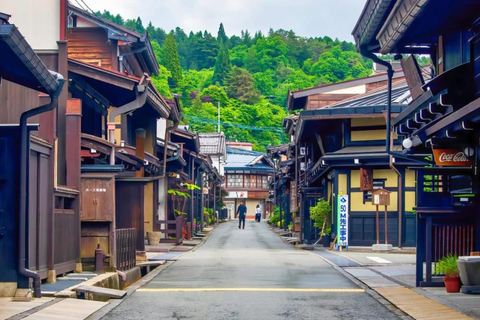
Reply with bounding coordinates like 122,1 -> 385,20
245,175 -> 257,188
262,176 -> 269,189
227,174 -> 243,188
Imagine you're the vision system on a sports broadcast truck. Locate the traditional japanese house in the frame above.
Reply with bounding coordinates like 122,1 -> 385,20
267,143 -> 296,228
198,133 -> 226,220
353,0 -> 480,286
66,4 -> 180,266
287,68 -> 406,113
0,5 -> 70,297
288,80 -> 424,246
224,146 -> 274,219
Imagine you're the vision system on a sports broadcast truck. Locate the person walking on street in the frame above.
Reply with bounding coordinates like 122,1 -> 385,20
255,204 -> 261,222
236,201 -> 247,229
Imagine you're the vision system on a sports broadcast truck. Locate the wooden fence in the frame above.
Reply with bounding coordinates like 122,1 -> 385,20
116,228 -> 136,271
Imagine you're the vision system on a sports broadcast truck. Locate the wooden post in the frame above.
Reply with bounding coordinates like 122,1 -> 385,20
376,204 -> 380,244
384,205 -> 388,244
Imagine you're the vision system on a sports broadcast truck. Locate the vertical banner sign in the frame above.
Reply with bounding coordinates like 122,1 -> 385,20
290,181 -> 297,213
337,195 -> 349,247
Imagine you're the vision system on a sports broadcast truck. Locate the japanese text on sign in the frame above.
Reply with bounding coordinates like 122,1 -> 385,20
337,195 -> 349,247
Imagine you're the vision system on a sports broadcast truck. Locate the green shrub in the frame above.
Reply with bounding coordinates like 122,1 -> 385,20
309,198 -> 331,236
435,254 -> 459,277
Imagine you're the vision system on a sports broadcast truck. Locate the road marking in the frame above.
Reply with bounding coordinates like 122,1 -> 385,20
137,288 -> 364,293
366,256 -> 392,264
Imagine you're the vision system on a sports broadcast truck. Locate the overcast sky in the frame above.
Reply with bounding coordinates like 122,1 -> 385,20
79,0 -> 367,42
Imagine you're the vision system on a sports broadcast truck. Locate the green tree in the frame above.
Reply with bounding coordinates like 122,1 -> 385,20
162,32 -> 184,88
217,23 -> 228,46
225,67 -> 260,104
212,45 -> 232,86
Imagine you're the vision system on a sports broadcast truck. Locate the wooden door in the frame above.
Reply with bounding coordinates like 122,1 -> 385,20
81,178 -> 114,221
81,179 -> 97,220
95,178 -> 113,221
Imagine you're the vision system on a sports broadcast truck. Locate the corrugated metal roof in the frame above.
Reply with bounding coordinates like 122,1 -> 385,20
225,147 -> 274,172
198,133 -> 226,156
327,82 -> 410,109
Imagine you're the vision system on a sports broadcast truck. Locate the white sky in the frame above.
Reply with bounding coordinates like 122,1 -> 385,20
78,0 -> 367,42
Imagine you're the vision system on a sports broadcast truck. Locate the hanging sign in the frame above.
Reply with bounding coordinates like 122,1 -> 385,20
290,181 -> 297,213
431,148 -> 472,167
360,168 -> 373,191
337,194 -> 349,247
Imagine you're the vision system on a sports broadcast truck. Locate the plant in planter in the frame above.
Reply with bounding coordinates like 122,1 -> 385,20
435,254 -> 460,293
168,182 -> 200,218
288,221 -> 294,231
309,198 -> 332,246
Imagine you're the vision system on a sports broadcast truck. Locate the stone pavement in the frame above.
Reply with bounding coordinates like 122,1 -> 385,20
310,247 -> 480,320
0,237 -> 203,320
2,224 -> 480,320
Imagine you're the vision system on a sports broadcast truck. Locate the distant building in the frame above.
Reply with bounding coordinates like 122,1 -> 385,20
226,141 -> 253,151
224,146 -> 274,219
198,133 -> 226,176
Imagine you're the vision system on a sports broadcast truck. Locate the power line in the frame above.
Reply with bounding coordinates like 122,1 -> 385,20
72,0 -> 86,11
184,115 -> 284,132
80,0 -> 95,14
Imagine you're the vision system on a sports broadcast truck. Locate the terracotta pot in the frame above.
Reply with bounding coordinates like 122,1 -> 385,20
147,231 -> 162,245
444,276 -> 460,293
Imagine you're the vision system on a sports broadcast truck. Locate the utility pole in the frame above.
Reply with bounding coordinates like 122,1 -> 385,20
217,101 -> 220,133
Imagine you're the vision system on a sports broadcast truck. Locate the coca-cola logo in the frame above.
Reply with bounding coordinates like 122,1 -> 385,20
438,152 -> 468,163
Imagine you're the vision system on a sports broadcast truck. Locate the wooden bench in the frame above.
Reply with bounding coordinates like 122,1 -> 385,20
74,285 -> 127,299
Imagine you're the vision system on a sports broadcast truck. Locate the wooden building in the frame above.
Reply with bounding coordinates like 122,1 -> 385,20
0,4 -> 71,297
353,0 -> 480,286
279,65 -> 432,246
224,146 -> 274,220
66,4 -> 180,265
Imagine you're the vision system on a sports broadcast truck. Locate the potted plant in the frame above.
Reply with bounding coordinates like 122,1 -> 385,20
435,254 -> 460,293
309,198 -> 331,246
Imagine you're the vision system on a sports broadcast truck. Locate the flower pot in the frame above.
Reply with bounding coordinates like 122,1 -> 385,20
444,276 -> 460,293
147,231 -> 162,245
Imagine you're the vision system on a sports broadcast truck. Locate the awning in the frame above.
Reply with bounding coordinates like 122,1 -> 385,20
68,59 -> 172,119
0,22 -> 59,94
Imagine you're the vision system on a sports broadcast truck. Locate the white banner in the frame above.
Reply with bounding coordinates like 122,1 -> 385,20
226,191 -> 248,198
337,195 -> 349,247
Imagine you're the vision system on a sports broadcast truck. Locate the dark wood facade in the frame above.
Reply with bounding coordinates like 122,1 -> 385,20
353,0 -> 480,286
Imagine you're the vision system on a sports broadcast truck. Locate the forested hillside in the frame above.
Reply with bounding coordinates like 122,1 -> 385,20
95,11 -> 373,151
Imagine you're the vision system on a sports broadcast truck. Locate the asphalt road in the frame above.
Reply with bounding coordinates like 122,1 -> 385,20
100,220 -> 402,320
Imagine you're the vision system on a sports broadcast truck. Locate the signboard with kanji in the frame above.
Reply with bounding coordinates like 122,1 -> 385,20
337,194 -> 349,247
372,188 -> 390,205
290,181 -> 297,213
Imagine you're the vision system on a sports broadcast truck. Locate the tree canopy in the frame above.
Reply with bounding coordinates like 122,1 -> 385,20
94,10 -> 379,151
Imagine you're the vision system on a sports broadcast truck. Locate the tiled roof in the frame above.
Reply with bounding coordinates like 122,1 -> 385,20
198,133 -> 226,156
225,146 -> 274,172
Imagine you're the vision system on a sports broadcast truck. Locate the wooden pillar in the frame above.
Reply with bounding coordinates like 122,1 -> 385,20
135,128 -> 146,177
65,99 -> 82,274
65,99 -> 81,188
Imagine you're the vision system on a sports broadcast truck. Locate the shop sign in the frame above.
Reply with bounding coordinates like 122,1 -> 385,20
360,168 -> 373,191
337,195 -> 349,247
290,181 -> 297,213
227,191 -> 248,198
432,148 -> 472,167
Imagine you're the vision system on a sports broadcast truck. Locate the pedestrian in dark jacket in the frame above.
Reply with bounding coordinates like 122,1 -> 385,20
236,201 -> 247,229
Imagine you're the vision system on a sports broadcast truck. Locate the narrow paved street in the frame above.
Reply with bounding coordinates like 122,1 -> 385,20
100,221 -> 402,320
